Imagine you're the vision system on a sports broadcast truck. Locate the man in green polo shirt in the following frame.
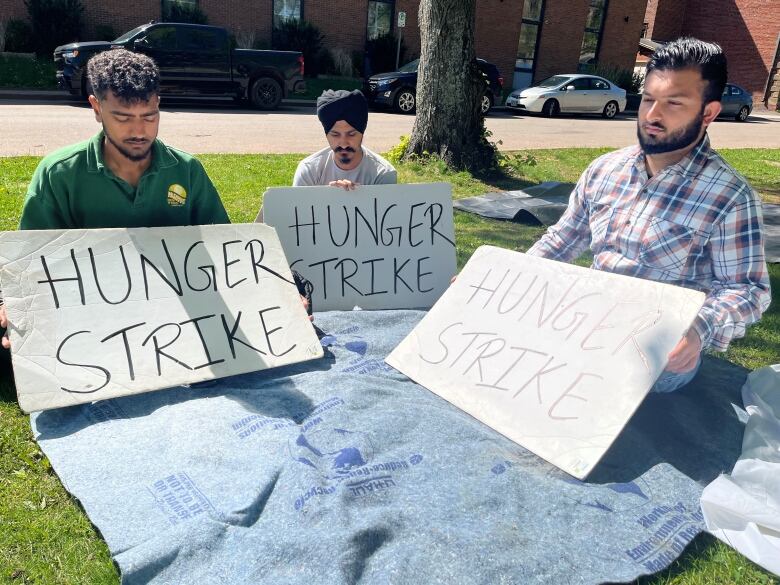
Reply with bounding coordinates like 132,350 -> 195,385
1,48 -> 229,348
19,49 -> 228,229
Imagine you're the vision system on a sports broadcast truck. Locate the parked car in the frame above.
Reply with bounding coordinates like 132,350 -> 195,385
54,22 -> 305,109
363,58 -> 503,114
719,83 -> 752,121
505,74 -> 626,118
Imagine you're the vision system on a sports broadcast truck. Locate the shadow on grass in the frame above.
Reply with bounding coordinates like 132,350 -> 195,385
0,344 -> 16,403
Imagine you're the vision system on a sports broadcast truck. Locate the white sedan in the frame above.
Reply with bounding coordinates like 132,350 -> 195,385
506,74 -> 627,118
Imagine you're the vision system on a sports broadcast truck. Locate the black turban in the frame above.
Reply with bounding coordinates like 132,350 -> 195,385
316,89 -> 368,134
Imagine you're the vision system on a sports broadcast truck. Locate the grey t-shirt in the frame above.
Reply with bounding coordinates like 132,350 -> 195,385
292,146 -> 397,186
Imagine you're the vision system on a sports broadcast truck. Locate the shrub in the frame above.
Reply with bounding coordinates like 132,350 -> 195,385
272,19 -> 325,76
583,62 -> 643,94
161,2 -> 208,25
330,48 -> 355,77
94,24 -> 116,41
3,19 -> 35,53
25,0 -> 84,56
365,32 -> 407,75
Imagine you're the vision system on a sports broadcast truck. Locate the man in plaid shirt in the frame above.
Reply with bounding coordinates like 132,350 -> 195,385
527,37 -> 771,393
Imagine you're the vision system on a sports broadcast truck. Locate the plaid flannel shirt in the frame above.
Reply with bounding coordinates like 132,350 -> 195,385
527,135 -> 771,351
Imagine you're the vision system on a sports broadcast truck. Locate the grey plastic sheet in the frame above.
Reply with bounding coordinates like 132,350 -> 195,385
453,182 -> 575,225
763,203 -> 780,263
30,310 -> 748,584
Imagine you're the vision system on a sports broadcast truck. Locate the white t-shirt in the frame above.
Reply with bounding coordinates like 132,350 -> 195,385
292,146 -> 397,186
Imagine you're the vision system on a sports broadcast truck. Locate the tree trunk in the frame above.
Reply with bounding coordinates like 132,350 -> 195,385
404,0 -> 496,171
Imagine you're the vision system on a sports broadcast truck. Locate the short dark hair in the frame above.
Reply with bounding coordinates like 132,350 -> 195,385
87,49 -> 160,102
646,37 -> 728,104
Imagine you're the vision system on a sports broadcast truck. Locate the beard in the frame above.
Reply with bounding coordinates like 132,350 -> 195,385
103,124 -> 153,162
638,108 -> 704,155
334,146 -> 356,165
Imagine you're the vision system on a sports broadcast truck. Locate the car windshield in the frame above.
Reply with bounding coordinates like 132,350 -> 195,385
398,59 -> 419,73
112,25 -> 150,43
534,75 -> 572,89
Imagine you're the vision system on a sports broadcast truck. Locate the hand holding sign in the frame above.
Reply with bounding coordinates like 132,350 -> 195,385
0,223 -> 323,412
386,245 -> 705,479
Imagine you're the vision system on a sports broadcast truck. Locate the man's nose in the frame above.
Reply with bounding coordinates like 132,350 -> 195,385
645,101 -> 663,121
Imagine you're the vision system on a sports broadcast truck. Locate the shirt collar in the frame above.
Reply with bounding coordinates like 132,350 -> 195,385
86,131 -> 178,174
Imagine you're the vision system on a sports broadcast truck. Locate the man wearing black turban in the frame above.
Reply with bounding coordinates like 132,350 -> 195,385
293,89 -> 397,190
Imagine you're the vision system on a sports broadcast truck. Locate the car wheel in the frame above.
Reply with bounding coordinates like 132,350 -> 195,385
542,99 -> 559,117
480,93 -> 493,115
394,89 -> 416,114
602,100 -> 619,119
736,105 -> 750,122
249,77 -> 283,110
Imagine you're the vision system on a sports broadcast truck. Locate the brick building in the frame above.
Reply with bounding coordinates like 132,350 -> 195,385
643,0 -> 780,109
1,0 -> 647,93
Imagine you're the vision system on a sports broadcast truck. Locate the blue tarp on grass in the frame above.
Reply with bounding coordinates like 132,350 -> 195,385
31,310 -> 747,584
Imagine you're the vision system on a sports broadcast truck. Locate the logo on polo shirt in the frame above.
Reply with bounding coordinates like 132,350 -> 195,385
167,184 -> 187,206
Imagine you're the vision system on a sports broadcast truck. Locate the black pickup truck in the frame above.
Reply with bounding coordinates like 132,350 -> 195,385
54,22 -> 305,109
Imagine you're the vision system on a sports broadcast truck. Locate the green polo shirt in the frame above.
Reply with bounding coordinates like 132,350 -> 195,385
19,132 -> 229,230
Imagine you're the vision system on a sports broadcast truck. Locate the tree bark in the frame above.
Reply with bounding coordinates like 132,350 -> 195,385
404,0 -> 496,171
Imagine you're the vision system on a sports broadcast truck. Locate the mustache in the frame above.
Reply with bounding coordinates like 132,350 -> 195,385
334,146 -> 356,153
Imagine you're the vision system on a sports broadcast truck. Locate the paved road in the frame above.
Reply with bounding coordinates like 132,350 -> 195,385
1,97 -> 778,156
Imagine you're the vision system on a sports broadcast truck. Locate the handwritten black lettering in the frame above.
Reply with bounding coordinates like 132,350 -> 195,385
89,245 -> 132,304
258,306 -> 296,357
141,323 -> 192,376
327,205 -> 350,247
290,205 -> 319,246
220,311 -> 267,359
56,330 -> 111,393
424,203 -> 454,246
38,249 -> 85,309
100,322 -> 146,380
180,314 -> 226,369
183,241 -> 216,292
140,239 -> 183,300
222,240 -> 247,289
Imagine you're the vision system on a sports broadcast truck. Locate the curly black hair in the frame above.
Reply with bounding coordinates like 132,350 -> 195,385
647,37 -> 728,104
87,49 -> 160,102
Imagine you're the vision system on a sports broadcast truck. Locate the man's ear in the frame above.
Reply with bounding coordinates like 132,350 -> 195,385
702,100 -> 722,127
88,95 -> 102,123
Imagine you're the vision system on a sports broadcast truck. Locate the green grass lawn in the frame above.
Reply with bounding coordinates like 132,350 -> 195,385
0,149 -> 778,584
0,54 -> 58,90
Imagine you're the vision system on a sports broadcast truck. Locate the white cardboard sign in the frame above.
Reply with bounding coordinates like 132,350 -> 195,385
260,183 -> 457,311
0,224 -> 324,413
385,245 -> 705,479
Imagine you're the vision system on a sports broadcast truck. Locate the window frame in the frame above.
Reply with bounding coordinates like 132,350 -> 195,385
366,0 -> 394,41
578,0 -> 609,70
272,0 -> 304,29
515,0 -> 546,76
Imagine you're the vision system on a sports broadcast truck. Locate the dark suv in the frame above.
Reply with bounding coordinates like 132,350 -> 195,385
363,58 -> 503,114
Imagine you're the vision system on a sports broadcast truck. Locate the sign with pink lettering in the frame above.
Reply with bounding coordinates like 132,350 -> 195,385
385,245 -> 705,479
0,224 -> 323,413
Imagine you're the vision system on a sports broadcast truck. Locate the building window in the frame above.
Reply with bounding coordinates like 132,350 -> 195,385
274,0 -> 302,28
367,0 -> 393,40
578,0 -> 608,70
513,0 -> 544,89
